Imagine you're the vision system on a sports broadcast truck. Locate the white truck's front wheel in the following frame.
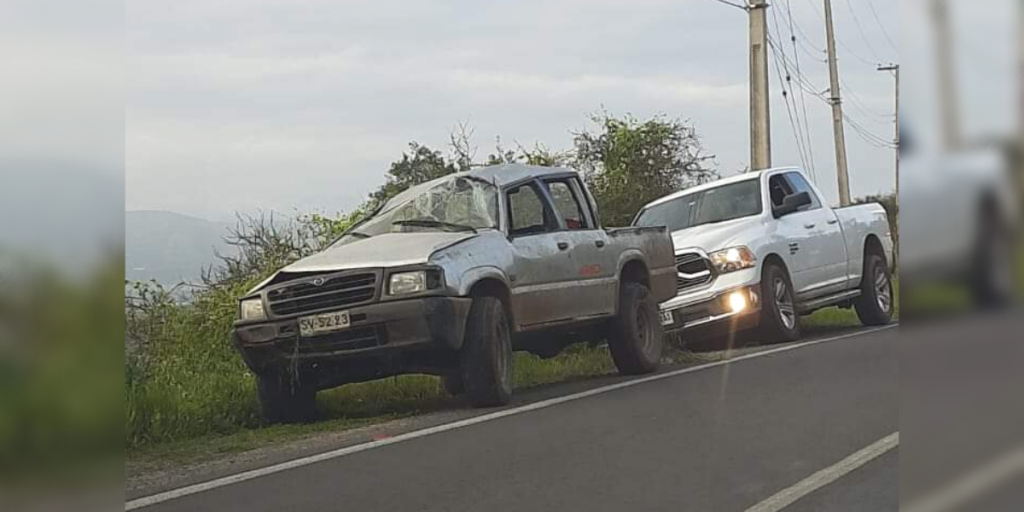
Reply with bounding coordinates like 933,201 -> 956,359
759,263 -> 801,343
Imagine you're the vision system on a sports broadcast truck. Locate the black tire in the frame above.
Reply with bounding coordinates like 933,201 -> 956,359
256,371 -> 317,424
972,208 -> 1014,308
608,282 -> 664,375
441,373 -> 465,396
460,296 -> 513,407
759,263 -> 801,343
854,253 -> 895,326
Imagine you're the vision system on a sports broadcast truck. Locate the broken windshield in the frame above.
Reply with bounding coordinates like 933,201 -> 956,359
337,175 -> 499,244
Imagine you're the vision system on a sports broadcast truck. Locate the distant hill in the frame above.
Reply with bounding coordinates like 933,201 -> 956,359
125,211 -> 234,287
0,163 -> 123,276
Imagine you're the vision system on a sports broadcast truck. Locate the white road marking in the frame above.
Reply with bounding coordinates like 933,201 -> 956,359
126,324 -> 897,511
744,432 -> 900,512
902,444 -> 1024,512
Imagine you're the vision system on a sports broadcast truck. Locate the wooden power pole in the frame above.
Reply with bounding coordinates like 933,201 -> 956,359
749,0 -> 772,170
823,0 -> 852,206
878,64 -> 900,204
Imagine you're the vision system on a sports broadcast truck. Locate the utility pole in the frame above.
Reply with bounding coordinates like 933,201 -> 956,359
878,64 -> 899,205
932,0 -> 960,150
823,0 -> 852,206
749,0 -> 772,170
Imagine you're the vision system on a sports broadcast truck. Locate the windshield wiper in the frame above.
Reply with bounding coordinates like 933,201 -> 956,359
347,231 -> 372,239
392,219 -> 479,233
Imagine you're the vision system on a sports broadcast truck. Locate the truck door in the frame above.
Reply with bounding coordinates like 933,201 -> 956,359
541,176 -> 617,319
770,172 -> 848,298
505,180 -> 576,327
784,172 -> 849,295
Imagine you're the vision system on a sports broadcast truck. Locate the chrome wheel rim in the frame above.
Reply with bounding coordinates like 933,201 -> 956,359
774,277 -> 796,330
875,267 -> 892,314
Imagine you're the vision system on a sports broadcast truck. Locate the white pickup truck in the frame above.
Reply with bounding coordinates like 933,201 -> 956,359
633,167 -> 895,342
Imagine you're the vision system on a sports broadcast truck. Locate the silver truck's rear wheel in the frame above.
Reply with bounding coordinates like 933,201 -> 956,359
759,263 -> 801,343
256,371 -> 318,425
608,282 -> 664,375
854,254 -> 894,326
460,296 -> 513,407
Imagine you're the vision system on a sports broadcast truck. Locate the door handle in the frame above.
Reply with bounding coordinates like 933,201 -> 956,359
827,219 -> 839,225
804,223 -> 816,229
557,242 -> 570,251
595,240 -> 606,248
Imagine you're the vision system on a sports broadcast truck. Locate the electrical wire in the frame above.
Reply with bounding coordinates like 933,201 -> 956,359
767,9 -> 812,173
865,0 -> 898,53
843,0 -> 886,63
784,0 -> 819,184
802,0 -> 882,67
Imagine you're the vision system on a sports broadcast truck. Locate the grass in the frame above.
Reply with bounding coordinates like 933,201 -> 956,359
127,347 -> 620,465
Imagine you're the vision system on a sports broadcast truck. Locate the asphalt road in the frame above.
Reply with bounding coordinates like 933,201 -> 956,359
132,325 -> 901,512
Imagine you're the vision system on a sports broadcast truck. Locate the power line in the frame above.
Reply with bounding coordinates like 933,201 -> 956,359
840,77 -> 892,123
768,36 -> 812,174
865,0 -> 898,53
766,9 -> 811,173
803,0 -> 882,67
843,0 -> 885,63
784,0 -> 819,184
844,113 -> 896,149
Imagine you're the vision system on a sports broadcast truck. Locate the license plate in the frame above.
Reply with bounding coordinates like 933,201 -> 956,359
660,310 -> 674,326
298,310 -> 351,337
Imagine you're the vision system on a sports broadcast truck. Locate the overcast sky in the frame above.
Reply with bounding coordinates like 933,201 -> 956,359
125,0 -> 901,221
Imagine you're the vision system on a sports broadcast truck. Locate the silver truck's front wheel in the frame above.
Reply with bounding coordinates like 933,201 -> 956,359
256,371 -> 318,425
460,296 -> 513,407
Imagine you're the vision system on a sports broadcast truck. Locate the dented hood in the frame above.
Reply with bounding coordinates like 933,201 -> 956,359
248,232 -> 475,293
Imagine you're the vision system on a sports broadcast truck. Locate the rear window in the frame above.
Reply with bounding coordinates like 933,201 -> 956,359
634,179 -> 763,231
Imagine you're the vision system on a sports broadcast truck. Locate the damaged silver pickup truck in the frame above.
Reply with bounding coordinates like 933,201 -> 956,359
233,164 -> 676,423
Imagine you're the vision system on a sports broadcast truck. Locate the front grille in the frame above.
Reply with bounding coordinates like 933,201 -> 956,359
675,252 -> 714,292
267,271 -> 379,317
277,326 -> 384,354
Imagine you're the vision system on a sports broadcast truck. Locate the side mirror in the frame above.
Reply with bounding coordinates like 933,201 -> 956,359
773,191 -> 812,218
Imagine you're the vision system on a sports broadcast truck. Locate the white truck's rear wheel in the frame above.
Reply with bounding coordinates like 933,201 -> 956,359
854,254 -> 894,326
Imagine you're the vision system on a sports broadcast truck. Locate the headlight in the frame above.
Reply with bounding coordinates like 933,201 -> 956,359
710,246 -> 757,274
239,298 -> 266,321
389,271 -> 427,295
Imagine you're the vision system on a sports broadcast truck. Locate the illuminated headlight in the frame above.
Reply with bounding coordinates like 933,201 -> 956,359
729,292 -> 748,313
710,246 -> 757,274
239,298 -> 266,321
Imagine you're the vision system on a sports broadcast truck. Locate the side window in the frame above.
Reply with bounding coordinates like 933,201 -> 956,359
507,183 -> 553,237
544,179 -> 591,230
783,172 -> 822,211
768,175 -> 795,209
